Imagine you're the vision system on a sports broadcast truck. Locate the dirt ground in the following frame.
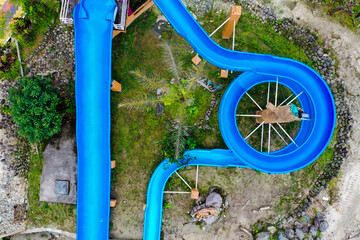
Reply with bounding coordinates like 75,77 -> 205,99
270,0 -> 360,239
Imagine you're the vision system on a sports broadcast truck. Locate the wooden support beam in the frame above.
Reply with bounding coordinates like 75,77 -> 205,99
110,199 -> 117,207
191,55 -> 201,65
113,30 -> 124,38
222,6 -> 242,39
220,69 -> 229,78
111,80 -> 122,92
126,0 -> 154,27
111,160 -> 116,169
191,189 -> 199,200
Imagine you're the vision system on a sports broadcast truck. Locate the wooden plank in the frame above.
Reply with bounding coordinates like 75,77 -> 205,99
126,0 -> 154,27
222,6 -> 242,39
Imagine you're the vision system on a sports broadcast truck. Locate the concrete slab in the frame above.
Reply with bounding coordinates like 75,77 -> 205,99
40,123 -> 77,204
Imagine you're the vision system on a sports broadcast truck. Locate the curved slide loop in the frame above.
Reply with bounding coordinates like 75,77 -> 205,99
73,0 -> 335,239
144,149 -> 246,239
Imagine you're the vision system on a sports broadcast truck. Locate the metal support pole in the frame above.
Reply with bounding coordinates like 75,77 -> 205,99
195,165 -> 199,190
15,39 -> 24,77
287,91 -> 303,105
236,114 -> 262,117
246,92 -> 263,110
277,123 -> 298,147
175,172 -> 192,190
278,94 -> 293,107
164,191 -> 191,194
271,124 -> 288,145
260,124 -> 264,152
245,121 -> 264,140
268,123 -> 271,154
275,77 -> 279,106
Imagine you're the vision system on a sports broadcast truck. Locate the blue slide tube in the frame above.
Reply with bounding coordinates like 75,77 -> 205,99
143,149 -> 246,240
142,0 -> 336,239
74,0 -> 116,239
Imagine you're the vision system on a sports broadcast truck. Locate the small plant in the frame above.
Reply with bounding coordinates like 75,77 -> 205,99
163,202 -> 171,209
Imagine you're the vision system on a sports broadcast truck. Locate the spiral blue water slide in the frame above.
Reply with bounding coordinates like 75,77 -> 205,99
73,0 -> 335,239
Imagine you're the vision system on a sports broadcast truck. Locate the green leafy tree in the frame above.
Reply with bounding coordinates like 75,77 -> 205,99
8,75 -> 62,144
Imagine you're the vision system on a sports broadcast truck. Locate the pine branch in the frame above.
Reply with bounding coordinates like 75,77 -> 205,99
118,96 -> 178,110
130,69 -> 170,93
185,60 -> 206,95
161,40 -> 183,82
173,105 -> 185,159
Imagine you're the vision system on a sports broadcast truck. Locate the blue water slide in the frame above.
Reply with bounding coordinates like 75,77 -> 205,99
150,0 -> 335,173
74,0 -> 116,239
144,149 -> 246,240
142,0 -> 336,239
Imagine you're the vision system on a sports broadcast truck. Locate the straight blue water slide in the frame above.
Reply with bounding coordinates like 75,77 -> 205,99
74,0 -> 116,239
73,0 -> 336,239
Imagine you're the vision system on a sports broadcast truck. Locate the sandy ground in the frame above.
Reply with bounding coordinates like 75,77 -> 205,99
270,1 -> 360,239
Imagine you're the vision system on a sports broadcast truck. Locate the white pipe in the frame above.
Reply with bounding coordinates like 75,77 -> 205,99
209,17 -> 231,38
268,123 -> 271,154
267,81 -> 270,104
287,91 -> 303,105
246,92 -> 263,111
271,124 -> 288,145
260,124 -> 264,152
191,17 -> 231,53
236,114 -> 262,117
275,77 -> 279,106
175,172 -> 192,190
164,191 -> 191,194
277,123 -> 298,147
195,165 -> 199,189
245,121 -> 264,140
278,94 -> 293,107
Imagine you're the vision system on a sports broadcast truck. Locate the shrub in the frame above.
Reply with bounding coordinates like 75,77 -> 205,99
0,11 -> 8,38
7,75 -> 62,144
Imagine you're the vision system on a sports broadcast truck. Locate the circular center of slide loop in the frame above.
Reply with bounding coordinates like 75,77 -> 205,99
236,81 -> 302,153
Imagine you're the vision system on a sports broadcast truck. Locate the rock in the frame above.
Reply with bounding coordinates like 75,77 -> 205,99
295,228 -> 305,240
267,226 -> 277,234
284,228 -> 295,239
314,219 -> 320,228
315,212 -> 325,220
294,221 -> 302,229
309,226 -> 317,236
319,220 -> 329,232
155,103 -> 165,116
256,232 -> 271,240
202,215 -> 218,225
205,192 -> 222,209
278,231 -> 289,240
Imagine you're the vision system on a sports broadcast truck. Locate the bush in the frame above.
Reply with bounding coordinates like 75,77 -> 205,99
0,11 -> 8,38
7,75 -> 62,144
